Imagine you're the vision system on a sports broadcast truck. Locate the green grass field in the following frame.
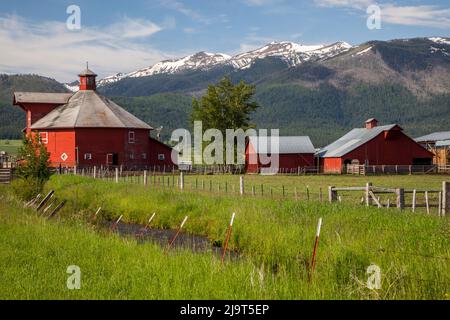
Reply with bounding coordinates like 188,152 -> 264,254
0,139 -> 21,155
1,174 -> 448,299
114,173 -> 447,211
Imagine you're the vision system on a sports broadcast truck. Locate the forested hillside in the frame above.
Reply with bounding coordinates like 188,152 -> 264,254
0,74 -> 69,139
1,38 -> 449,146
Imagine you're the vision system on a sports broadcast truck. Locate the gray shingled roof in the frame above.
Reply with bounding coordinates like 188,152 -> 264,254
14,92 -> 73,105
415,131 -> 450,143
248,136 -> 315,154
317,124 -> 398,158
30,90 -> 152,130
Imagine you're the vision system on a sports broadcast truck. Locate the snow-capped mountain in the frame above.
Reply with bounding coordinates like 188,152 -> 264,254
229,41 -> 351,69
128,52 -> 231,78
65,41 -> 352,89
429,37 -> 450,46
64,81 -> 79,92
97,73 -> 126,87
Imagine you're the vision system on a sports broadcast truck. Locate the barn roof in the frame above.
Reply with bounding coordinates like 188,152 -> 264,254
78,67 -> 97,76
317,124 -> 398,158
248,136 -> 315,154
436,140 -> 450,147
30,90 -> 152,130
415,131 -> 450,143
13,92 -> 73,105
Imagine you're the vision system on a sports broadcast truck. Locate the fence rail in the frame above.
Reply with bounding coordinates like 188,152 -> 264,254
346,164 -> 444,175
329,182 -> 449,216
0,168 -> 12,184
57,165 -> 450,216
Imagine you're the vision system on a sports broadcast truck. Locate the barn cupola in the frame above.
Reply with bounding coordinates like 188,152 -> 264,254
78,63 -> 97,91
365,118 -> 378,129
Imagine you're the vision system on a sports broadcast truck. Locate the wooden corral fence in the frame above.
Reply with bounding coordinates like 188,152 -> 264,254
0,154 -> 15,169
0,168 -> 12,184
329,182 -> 449,216
346,164 -> 443,175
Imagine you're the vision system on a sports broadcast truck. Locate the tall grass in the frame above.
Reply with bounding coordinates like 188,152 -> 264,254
20,175 -> 449,299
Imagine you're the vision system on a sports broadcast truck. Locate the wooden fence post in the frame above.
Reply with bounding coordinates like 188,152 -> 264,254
115,167 -> 119,183
442,181 -> 449,216
396,188 -> 405,210
365,182 -> 372,207
239,176 -> 244,195
425,191 -> 430,214
438,192 -> 442,217
328,186 -> 337,203
93,166 -> 96,179
143,170 -> 147,185
73,166 -> 77,176
179,171 -> 184,190
412,189 -> 416,212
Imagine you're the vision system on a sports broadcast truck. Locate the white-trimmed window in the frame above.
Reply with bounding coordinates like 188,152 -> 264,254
39,132 -> 48,144
130,153 -> 135,160
84,153 -> 92,160
128,131 -> 135,143
142,153 -> 147,160
158,154 -> 165,161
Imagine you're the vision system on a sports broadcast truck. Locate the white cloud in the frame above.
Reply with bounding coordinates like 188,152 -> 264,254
314,0 -> 450,28
381,4 -> 450,29
0,14 -> 176,82
159,0 -> 211,24
243,0 -> 284,6
107,17 -> 162,38
314,0 -> 371,10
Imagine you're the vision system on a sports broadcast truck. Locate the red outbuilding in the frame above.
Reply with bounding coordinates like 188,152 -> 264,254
246,136 -> 316,173
13,67 -> 176,169
317,118 -> 433,174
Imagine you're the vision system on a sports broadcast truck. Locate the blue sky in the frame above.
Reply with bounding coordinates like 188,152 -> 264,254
0,0 -> 449,81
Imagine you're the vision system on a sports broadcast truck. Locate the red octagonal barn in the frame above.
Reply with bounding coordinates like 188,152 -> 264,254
13,67 -> 176,169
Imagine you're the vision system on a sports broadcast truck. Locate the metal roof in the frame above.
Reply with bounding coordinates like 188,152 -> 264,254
13,92 -> 73,105
436,140 -> 450,147
415,131 -> 450,143
317,124 -> 398,158
30,90 -> 152,130
248,136 -> 315,154
78,67 -> 97,76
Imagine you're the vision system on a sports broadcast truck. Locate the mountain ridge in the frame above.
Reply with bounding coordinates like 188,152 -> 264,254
80,40 -> 352,90
1,36 -> 450,146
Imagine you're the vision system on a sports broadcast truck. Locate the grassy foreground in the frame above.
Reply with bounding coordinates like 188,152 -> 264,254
0,175 -> 449,299
0,139 -> 21,155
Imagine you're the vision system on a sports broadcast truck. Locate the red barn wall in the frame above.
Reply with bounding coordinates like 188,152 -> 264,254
321,158 -> 343,174
278,154 -> 315,169
33,129 -> 76,167
75,128 -> 150,167
20,103 -> 63,133
148,138 -> 176,169
245,142 -> 259,174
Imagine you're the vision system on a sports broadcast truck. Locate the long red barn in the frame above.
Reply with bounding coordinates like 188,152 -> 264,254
317,118 -> 433,173
246,136 -> 316,173
13,67 -> 176,169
